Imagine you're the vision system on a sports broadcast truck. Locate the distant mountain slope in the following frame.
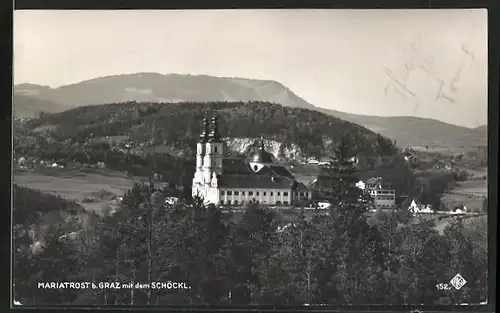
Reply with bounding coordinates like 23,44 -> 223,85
13,73 -> 316,110
13,73 -> 486,148
13,95 -> 68,118
317,108 -> 488,149
472,125 -> 488,138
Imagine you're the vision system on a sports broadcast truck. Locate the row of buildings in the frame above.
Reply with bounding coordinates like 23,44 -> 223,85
191,115 -> 396,208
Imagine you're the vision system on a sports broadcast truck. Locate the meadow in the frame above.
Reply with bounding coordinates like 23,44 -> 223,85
13,169 -> 144,213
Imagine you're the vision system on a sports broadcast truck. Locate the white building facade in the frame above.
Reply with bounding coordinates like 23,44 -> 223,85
192,115 -> 311,207
365,177 -> 396,208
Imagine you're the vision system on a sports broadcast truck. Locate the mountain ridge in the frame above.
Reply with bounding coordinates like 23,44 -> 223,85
13,72 -> 487,148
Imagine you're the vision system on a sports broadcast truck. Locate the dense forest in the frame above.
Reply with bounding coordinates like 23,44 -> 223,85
23,101 -> 399,158
13,186 -> 488,306
13,152 -> 488,306
13,185 -> 87,276
13,185 -> 86,229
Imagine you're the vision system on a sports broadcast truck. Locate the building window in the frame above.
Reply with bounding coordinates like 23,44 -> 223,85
276,201 -> 282,206
263,192 -> 267,196
248,191 -> 253,196
278,191 -> 281,196
305,192 -> 308,197
234,191 -> 239,196
284,192 -> 288,196
270,192 -> 273,196
295,192 -> 299,196
226,200 -> 231,205
227,191 -> 232,195
300,192 -> 304,196
214,147 -> 217,153
256,191 -> 260,196
220,200 -> 224,205
284,201 -> 289,205
220,190 -> 225,195
234,200 -> 238,205
242,191 -> 245,195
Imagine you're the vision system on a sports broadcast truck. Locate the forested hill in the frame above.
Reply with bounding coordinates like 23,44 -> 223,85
24,101 -> 399,158
15,73 -> 486,149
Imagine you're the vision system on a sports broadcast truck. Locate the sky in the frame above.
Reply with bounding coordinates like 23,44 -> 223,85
13,9 -> 487,128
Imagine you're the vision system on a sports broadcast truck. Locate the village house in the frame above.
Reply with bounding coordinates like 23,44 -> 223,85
364,177 -> 396,208
408,199 -> 433,214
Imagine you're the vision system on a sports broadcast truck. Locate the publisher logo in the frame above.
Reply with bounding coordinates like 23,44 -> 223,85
450,273 -> 467,290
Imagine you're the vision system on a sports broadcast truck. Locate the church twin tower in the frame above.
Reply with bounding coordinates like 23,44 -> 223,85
194,114 -> 224,186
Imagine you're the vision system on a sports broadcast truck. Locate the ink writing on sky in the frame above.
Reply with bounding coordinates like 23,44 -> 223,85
384,24 -> 478,113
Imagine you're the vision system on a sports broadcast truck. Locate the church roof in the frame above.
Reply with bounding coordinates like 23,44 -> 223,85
216,157 -> 302,189
217,174 -> 296,189
223,158 -> 253,174
222,158 -> 294,178
251,140 -> 274,164
268,165 -> 295,179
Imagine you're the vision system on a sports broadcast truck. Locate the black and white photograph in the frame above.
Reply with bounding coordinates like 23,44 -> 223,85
12,9 -> 489,306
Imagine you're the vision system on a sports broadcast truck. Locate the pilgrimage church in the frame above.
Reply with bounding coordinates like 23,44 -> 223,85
192,114 -> 311,207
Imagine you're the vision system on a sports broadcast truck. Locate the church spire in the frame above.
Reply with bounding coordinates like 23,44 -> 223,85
208,111 -> 222,143
198,113 -> 210,143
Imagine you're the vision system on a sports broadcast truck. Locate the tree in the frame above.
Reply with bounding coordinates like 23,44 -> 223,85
260,209 -> 320,304
442,218 -> 487,304
223,203 -> 278,304
391,219 -> 451,304
318,133 -> 363,206
152,199 -> 230,305
18,223 -> 82,305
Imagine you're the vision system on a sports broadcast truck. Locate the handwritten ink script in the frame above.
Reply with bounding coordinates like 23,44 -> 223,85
383,35 -> 433,113
435,42 -> 475,104
384,29 -> 477,108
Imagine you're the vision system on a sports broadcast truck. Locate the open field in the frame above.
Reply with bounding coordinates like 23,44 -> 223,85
441,178 -> 487,212
14,169 -> 145,213
410,145 -> 486,155
89,135 -> 130,145
451,179 -> 488,195
458,168 -> 488,179
441,193 -> 485,213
